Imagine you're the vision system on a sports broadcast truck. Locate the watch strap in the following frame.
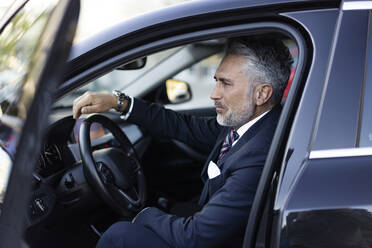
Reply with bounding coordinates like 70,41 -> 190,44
121,94 -> 131,114
112,90 -> 127,113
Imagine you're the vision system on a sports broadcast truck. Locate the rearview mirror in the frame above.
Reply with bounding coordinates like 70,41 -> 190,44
116,57 -> 147,70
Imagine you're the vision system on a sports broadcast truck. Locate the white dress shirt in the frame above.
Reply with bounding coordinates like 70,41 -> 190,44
232,109 -> 270,146
207,110 -> 270,179
119,96 -> 134,120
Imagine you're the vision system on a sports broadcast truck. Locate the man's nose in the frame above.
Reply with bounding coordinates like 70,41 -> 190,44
210,84 -> 221,100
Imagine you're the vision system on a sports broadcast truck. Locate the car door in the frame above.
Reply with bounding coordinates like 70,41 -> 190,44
245,2 -> 372,248
281,6 -> 372,248
51,0 -> 339,245
0,0 -> 79,247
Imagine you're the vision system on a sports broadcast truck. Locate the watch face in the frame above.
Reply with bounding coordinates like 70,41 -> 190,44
113,90 -> 125,100
118,94 -> 125,101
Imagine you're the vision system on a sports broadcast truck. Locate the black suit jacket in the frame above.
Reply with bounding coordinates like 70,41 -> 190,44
128,98 -> 281,248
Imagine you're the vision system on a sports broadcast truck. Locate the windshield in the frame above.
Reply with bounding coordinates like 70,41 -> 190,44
0,0 -> 58,203
54,47 -> 181,108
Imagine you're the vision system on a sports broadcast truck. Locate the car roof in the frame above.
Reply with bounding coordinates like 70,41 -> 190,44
69,0 -> 340,61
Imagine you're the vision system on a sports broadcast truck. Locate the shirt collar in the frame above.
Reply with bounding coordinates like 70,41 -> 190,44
232,109 -> 271,146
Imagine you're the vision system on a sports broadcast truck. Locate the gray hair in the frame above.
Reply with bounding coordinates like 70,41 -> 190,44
226,36 -> 293,105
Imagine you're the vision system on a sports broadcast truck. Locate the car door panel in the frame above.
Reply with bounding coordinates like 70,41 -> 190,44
265,8 -> 371,248
282,154 -> 372,248
0,0 -> 79,247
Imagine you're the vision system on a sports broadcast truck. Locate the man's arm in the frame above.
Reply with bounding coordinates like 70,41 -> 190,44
72,91 -> 222,153
128,98 -> 221,153
133,149 -> 267,248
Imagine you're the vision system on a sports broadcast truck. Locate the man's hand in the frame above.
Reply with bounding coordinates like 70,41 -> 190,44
72,91 -> 117,119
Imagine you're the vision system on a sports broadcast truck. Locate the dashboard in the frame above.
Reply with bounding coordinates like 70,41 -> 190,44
28,113 -> 146,226
36,114 -> 143,179
37,143 -> 65,178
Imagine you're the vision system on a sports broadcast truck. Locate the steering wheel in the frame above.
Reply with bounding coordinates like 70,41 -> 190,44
79,114 -> 146,216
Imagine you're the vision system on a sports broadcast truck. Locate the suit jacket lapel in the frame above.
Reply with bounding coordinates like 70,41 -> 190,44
216,108 -> 277,167
200,127 -> 229,182
198,105 -> 282,206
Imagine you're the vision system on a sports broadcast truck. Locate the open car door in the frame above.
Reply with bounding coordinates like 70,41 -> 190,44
0,0 -> 79,247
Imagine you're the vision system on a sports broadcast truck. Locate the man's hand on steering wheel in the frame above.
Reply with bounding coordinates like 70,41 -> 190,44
73,91 -> 121,119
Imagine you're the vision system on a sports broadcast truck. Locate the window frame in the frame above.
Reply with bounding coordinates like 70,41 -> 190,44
357,10 -> 372,148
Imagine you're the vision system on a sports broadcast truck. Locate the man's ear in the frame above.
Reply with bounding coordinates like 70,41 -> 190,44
254,83 -> 273,106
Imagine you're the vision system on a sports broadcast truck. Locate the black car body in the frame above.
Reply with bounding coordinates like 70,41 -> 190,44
1,0 -> 372,247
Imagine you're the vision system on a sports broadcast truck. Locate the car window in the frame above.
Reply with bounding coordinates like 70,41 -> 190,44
55,42 -> 224,109
165,53 -> 223,110
57,38 -> 297,111
359,11 -> 372,147
166,39 -> 298,111
312,11 -> 368,150
54,47 -> 181,108
0,0 -> 60,204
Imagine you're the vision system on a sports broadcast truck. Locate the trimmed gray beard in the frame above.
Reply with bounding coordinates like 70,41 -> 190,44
216,100 -> 254,127
216,84 -> 255,127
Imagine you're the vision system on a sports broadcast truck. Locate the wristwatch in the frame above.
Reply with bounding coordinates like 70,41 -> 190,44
112,90 -> 131,114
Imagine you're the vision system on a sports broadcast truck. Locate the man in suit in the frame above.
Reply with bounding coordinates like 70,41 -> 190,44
73,36 -> 293,248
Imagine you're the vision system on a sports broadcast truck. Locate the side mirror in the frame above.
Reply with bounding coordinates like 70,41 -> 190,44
116,57 -> 147,70
165,79 -> 191,104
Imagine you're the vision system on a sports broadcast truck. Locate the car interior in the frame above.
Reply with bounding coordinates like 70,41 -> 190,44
19,34 -> 297,248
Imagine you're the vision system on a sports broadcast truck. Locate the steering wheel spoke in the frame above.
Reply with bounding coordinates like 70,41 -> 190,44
96,161 -> 116,185
117,187 -> 140,206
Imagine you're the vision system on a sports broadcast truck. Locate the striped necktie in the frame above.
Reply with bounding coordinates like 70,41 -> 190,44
218,129 -> 239,162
